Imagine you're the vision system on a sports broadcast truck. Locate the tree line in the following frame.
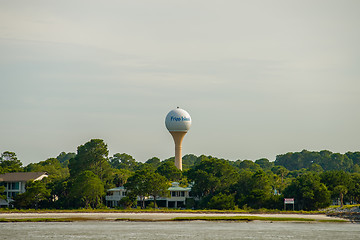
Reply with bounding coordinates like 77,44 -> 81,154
1,139 -> 360,210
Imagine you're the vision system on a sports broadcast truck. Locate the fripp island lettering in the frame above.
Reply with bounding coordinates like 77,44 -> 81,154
170,116 -> 191,122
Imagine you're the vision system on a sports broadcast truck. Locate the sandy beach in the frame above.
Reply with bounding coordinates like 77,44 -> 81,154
0,212 -> 342,221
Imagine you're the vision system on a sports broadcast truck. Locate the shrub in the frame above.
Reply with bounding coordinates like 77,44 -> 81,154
207,193 -> 235,210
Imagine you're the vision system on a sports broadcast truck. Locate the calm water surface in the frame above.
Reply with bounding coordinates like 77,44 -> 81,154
0,221 -> 359,240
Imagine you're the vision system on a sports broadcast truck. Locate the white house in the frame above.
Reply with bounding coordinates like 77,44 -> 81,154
163,182 -> 191,208
105,182 -> 191,208
0,172 -> 48,207
105,186 -> 127,208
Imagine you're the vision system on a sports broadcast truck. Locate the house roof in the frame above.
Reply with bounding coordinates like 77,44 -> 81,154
106,184 -> 191,192
168,186 -> 191,191
0,172 -> 48,182
168,182 -> 191,191
107,186 -> 125,191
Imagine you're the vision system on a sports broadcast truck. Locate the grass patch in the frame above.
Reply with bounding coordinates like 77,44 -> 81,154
317,219 -> 348,223
326,204 -> 360,210
0,208 -> 325,214
115,218 -> 167,222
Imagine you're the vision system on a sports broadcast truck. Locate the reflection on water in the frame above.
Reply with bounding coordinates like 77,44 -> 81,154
0,221 -> 359,240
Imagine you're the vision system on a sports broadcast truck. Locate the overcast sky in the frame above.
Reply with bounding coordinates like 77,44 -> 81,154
1,0 -> 360,165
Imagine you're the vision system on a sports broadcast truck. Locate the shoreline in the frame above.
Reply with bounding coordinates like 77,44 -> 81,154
0,211 -> 347,222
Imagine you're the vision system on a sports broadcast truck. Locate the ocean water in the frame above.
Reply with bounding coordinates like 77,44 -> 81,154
0,221 -> 359,239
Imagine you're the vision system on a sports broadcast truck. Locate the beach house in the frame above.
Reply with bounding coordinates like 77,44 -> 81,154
0,172 -> 48,207
105,182 -> 191,208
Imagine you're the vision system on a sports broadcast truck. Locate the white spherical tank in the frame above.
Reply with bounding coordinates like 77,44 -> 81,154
165,107 -> 192,132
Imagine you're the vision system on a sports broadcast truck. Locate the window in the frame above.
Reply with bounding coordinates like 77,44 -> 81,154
171,191 -> 185,197
8,182 -> 20,190
7,191 -> 18,198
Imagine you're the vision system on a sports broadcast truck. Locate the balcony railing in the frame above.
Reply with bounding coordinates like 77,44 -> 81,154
105,195 -> 122,201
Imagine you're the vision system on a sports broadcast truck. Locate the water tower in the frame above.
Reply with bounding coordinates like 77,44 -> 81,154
165,107 -> 192,170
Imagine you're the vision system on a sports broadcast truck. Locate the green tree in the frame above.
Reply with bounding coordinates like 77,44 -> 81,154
125,169 -> 150,209
13,180 -> 51,209
318,153 -> 353,171
47,178 -> 71,209
271,150 -> 356,172
182,154 -> 199,170
333,185 -> 348,207
23,158 -> 70,209
283,172 -> 331,210
161,154 -> 200,171
232,170 -> 254,207
56,152 -> 76,167
0,185 -> 6,200
308,163 -> 323,173
274,151 -> 304,171
156,161 -> 182,181
348,173 -> 360,203
0,151 -> 23,173
119,196 -> 136,209
113,169 -> 133,187
320,170 -> 352,200
208,193 -> 235,210
125,168 -> 170,209
346,152 -> 360,166
109,153 -> 138,171
147,172 -> 170,208
351,164 -> 360,173
144,157 -> 161,170
255,158 -> 274,170
187,157 -> 239,198
267,169 -> 291,196
232,170 -> 272,209
287,168 -> 308,178
247,170 -> 273,208
188,169 -> 220,197
25,158 -> 69,180
237,160 -> 262,172
69,139 -> 112,185
271,165 -> 289,186
69,171 -> 105,208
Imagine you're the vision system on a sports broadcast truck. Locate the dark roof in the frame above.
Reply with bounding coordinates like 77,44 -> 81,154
0,172 -> 48,182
